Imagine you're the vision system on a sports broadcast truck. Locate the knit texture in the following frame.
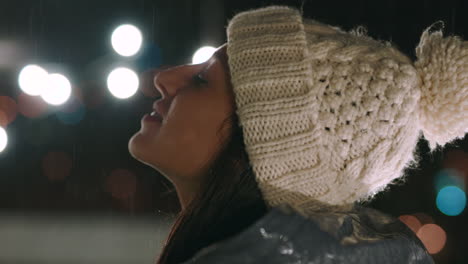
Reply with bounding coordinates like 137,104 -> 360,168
414,22 -> 468,150
226,6 -> 468,210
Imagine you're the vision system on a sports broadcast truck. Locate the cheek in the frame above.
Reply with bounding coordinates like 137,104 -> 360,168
163,112 -> 215,156
162,104 -> 226,163
130,89 -> 232,175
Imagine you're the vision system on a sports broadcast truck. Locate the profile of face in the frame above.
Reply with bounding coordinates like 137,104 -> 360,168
129,44 -> 234,206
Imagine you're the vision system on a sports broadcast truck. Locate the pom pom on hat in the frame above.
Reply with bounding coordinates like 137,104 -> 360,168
415,21 -> 468,151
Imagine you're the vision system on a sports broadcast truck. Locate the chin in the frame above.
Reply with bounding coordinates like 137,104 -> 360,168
128,132 -> 162,169
128,132 -> 147,161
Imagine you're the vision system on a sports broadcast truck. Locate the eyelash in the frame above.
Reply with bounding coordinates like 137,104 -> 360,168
192,73 -> 208,86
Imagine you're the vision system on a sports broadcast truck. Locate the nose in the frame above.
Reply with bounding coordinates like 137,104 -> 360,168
153,65 -> 190,100
138,65 -> 174,99
153,67 -> 173,100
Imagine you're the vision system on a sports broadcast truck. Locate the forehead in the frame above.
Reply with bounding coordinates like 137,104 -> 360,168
212,44 -> 228,69
214,44 -> 227,57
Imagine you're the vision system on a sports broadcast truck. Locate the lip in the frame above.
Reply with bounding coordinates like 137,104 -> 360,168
152,101 -> 167,119
142,113 -> 163,123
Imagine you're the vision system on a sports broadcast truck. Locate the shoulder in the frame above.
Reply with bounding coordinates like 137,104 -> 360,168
184,205 -> 434,264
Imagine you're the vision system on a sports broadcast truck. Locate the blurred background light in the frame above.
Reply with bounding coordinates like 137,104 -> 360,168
111,24 -> 143,57
0,96 -> 18,127
17,92 -> 49,118
192,46 -> 216,64
107,67 -> 139,99
42,151 -> 73,181
434,168 -> 465,192
0,112 -> 7,128
0,213 -> 170,263
443,149 -> 468,177
416,224 -> 447,254
436,186 -> 466,216
0,40 -> 24,68
104,169 -> 137,200
398,214 -> 422,233
18,64 -> 48,96
0,126 -> 7,153
41,73 -> 72,106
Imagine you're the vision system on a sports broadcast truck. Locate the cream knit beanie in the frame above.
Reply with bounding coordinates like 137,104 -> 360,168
226,6 -> 468,210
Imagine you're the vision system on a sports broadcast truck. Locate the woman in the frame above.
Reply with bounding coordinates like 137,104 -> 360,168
129,6 -> 467,264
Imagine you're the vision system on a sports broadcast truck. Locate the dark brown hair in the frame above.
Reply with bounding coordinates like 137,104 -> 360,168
156,112 -> 269,264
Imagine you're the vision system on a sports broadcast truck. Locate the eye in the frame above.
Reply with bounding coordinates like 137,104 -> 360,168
192,73 -> 208,86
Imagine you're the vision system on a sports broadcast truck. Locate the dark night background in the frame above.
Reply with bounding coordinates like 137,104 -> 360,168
0,0 -> 467,263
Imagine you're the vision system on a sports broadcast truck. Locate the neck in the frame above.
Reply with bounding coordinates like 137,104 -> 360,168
174,179 -> 202,210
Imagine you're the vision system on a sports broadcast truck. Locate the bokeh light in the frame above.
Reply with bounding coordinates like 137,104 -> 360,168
0,126 -> 7,153
111,24 -> 143,57
192,46 -> 216,64
107,67 -> 139,99
398,215 -> 422,233
436,186 -> 466,216
41,73 -> 72,105
416,224 -> 447,254
104,168 -> 137,200
434,168 -> 465,192
0,112 -> 7,128
17,92 -> 49,118
42,151 -> 73,181
0,96 -> 17,126
443,149 -> 468,177
18,64 -> 48,96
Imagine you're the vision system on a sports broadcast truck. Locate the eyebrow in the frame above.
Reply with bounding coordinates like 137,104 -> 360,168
202,48 -> 226,70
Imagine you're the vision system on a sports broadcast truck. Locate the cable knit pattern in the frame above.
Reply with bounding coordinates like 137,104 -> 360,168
227,6 -> 467,209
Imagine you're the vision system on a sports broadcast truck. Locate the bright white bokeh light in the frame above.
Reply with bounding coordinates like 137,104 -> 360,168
18,64 -> 48,96
41,73 -> 72,105
192,46 -> 216,64
111,24 -> 143,57
107,67 -> 139,99
0,126 -> 7,153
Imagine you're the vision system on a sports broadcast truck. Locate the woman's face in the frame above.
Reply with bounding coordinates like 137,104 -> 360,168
129,44 -> 234,191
